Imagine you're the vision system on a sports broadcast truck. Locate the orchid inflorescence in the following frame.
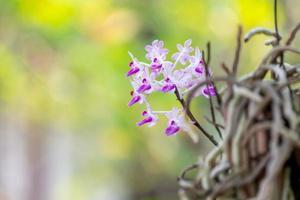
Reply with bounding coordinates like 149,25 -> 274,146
126,39 -> 216,137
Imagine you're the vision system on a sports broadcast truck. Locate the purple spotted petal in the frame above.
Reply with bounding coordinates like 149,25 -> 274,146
137,117 -> 153,126
127,67 -> 140,76
137,84 -> 151,93
128,95 -> 141,106
165,125 -> 180,136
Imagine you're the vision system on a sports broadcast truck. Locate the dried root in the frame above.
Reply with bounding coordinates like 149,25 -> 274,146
179,20 -> 300,200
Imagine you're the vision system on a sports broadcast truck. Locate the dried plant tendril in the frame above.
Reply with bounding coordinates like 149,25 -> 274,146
176,1 -> 300,199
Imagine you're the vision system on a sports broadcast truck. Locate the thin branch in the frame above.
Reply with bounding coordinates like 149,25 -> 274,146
232,26 -> 243,77
211,82 -> 222,109
265,38 -> 278,46
274,0 -> 281,43
204,116 -> 225,129
273,0 -> 285,66
206,42 -> 211,66
244,27 -> 277,43
260,46 -> 300,66
186,76 -> 238,109
174,87 -> 219,146
178,163 -> 199,181
252,46 -> 300,80
277,76 -> 300,90
286,22 -> 300,46
221,62 -> 231,75
204,43 -> 222,108
203,50 -> 223,140
175,86 -> 186,108
186,76 -> 241,145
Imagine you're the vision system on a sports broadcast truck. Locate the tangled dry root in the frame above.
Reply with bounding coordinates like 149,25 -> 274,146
178,23 -> 300,200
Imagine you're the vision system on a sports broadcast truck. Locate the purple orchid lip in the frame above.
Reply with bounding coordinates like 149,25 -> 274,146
151,63 -> 162,70
128,95 -> 141,106
165,124 -> 180,136
195,66 -> 204,74
161,84 -> 175,93
151,57 -> 162,70
137,84 -> 151,93
127,67 -> 140,76
203,86 -> 216,97
137,117 -> 153,126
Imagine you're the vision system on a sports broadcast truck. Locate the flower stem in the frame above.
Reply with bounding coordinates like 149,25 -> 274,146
174,86 -> 218,146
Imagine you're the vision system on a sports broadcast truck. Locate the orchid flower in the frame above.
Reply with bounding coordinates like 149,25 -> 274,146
161,78 -> 176,93
202,84 -> 216,98
164,108 -> 187,136
128,91 -> 143,107
172,39 -> 194,65
127,61 -> 140,77
137,110 -> 158,127
145,40 -> 168,61
187,48 -> 205,76
126,39 -> 216,139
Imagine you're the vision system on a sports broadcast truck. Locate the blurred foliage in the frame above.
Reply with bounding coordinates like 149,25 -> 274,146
0,0 -> 299,199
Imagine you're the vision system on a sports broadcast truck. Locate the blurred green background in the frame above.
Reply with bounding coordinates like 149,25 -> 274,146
0,0 -> 299,199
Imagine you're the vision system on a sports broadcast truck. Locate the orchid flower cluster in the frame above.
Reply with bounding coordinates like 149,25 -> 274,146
126,39 -> 216,137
